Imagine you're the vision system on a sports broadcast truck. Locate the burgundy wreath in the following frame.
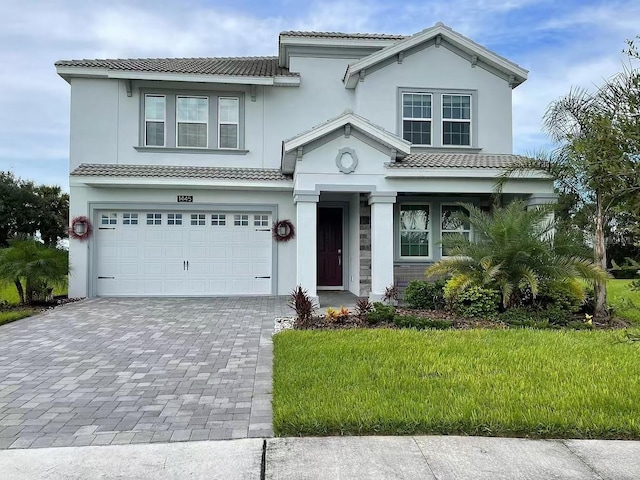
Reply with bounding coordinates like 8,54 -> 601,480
69,216 -> 93,241
272,219 -> 295,242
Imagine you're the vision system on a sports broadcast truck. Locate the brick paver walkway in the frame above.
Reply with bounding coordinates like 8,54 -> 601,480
0,297 -> 289,449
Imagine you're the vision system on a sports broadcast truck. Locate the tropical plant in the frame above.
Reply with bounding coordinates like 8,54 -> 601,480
496,46 -> 640,316
287,286 -> 316,329
354,297 -> 373,323
0,239 -> 69,304
426,201 -> 609,309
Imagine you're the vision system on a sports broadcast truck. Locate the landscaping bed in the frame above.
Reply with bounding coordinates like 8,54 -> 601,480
273,328 -> 640,439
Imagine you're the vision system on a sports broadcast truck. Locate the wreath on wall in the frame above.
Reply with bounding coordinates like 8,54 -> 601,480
69,216 -> 93,241
272,219 -> 295,242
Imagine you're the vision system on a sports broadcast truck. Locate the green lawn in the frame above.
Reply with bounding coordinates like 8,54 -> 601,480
0,309 -> 38,327
273,328 -> 640,439
0,281 -> 21,304
608,279 -> 640,323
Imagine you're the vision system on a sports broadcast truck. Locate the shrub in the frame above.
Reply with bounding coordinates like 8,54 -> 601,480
393,314 -> 452,330
611,259 -> 640,279
288,286 -> 316,329
354,298 -> 373,323
631,279 -> 640,292
326,306 -> 350,323
500,308 -> 592,330
404,280 -> 445,310
451,285 -> 500,318
535,279 -> 585,313
367,302 -> 395,324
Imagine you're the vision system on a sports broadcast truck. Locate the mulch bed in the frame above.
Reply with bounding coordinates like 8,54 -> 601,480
293,307 -> 628,331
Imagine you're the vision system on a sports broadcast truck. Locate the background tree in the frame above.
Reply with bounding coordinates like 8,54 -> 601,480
0,172 -> 68,246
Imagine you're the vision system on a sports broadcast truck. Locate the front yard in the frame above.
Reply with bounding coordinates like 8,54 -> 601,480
273,328 -> 640,439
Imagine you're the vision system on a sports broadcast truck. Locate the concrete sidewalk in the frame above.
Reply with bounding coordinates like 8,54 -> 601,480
1,435 -> 639,479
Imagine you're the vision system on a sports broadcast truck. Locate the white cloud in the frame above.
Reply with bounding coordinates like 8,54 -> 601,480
1,0 -> 640,189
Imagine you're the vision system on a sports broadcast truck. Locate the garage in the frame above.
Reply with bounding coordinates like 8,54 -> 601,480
94,209 -> 273,296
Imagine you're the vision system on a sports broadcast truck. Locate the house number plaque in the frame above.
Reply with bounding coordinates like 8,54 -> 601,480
177,195 -> 193,203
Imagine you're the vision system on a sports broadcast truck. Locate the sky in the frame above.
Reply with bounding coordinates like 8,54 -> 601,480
0,0 -> 639,191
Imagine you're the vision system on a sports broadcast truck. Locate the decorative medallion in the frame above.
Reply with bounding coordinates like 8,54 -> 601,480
335,147 -> 358,174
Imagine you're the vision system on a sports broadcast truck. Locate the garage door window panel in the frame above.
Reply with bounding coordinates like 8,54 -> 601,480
191,214 -> 206,226
101,213 -> 117,225
167,213 -> 182,226
123,213 -> 138,225
146,213 -> 162,225
234,214 -> 249,226
211,214 -> 226,226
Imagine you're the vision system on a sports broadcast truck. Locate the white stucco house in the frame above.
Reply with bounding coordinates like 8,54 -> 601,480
56,22 -> 554,301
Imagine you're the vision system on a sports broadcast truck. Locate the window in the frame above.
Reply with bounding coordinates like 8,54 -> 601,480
190,214 -> 206,226
218,97 -> 239,149
146,213 -> 162,225
402,93 -> 432,145
211,214 -> 226,226
442,95 -> 471,146
234,214 -> 249,226
123,213 -> 138,225
167,213 -> 182,226
101,213 -> 117,225
441,205 -> 472,256
144,95 -> 165,146
176,96 -> 208,148
254,215 -> 269,227
399,205 -> 431,258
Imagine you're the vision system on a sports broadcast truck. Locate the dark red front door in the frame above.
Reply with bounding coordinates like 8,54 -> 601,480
317,207 -> 343,287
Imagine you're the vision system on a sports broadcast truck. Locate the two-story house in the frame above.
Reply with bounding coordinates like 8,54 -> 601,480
56,22 -> 554,301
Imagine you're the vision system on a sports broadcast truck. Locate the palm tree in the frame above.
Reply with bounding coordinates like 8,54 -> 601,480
426,201 -> 609,309
0,239 -> 68,304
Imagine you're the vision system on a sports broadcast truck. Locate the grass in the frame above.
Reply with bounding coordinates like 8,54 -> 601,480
0,309 -> 38,327
608,279 -> 640,323
273,328 -> 640,439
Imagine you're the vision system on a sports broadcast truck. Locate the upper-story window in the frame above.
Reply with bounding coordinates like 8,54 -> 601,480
442,95 -> 471,146
218,97 -> 239,149
177,96 -> 209,148
399,89 -> 475,148
141,93 -> 243,151
144,95 -> 166,147
402,93 -> 432,146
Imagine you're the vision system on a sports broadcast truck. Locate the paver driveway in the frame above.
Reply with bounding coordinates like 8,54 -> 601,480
0,297 -> 289,449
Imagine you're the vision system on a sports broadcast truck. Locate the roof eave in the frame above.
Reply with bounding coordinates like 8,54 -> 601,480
70,175 -> 293,190
55,66 -> 301,86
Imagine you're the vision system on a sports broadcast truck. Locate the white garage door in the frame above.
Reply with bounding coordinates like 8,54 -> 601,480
95,210 -> 273,296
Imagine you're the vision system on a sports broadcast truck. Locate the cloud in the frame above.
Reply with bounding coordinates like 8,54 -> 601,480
1,0 -> 639,189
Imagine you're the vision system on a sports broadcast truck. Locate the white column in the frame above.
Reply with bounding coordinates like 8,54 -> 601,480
295,194 -> 319,301
368,193 -> 396,302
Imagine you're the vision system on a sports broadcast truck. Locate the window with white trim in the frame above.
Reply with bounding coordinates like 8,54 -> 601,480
442,95 -> 471,146
123,213 -> 138,225
167,213 -> 182,226
190,214 -> 206,226
399,204 -> 431,258
234,214 -> 249,226
254,215 -> 269,227
218,97 -> 239,149
441,205 -> 472,256
146,213 -> 162,225
211,214 -> 226,226
402,93 -> 432,146
144,95 -> 165,147
176,96 -> 208,148
101,213 -> 117,225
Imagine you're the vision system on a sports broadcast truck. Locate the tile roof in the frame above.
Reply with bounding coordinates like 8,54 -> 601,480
55,56 -> 298,77
279,31 -> 407,40
71,164 -> 291,181
388,153 -> 532,169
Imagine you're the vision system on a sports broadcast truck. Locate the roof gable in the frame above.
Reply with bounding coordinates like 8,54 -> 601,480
343,23 -> 528,89
281,110 -> 411,174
